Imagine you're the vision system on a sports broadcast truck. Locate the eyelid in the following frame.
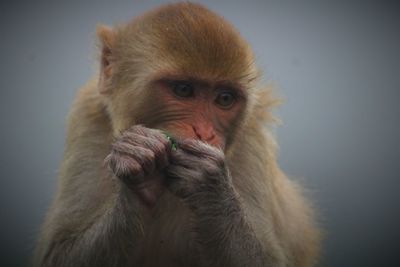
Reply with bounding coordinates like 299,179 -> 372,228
215,88 -> 238,99
172,80 -> 191,87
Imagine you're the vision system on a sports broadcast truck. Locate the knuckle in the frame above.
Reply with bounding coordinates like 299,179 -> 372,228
143,149 -> 155,161
159,135 -> 171,148
139,149 -> 156,171
132,124 -> 145,132
155,143 -> 169,161
204,162 -> 223,177
111,140 -> 130,154
147,138 -> 165,154
125,125 -> 147,139
206,146 -> 225,166
117,158 -> 137,176
214,153 -> 225,167
152,131 -> 171,149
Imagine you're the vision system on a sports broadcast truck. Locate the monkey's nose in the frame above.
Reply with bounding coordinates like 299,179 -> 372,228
192,125 -> 216,142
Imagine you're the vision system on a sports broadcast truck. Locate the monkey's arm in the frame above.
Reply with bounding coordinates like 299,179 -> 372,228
189,184 -> 277,267
34,86 -> 147,267
33,135 -> 149,267
166,140 -> 282,267
35,186 -> 144,267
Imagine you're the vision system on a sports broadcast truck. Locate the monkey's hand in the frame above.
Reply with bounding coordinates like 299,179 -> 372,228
165,139 -> 233,206
105,125 -> 171,207
165,140 -> 268,267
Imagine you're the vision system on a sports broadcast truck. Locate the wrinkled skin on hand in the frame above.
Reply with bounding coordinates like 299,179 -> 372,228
165,140 -> 230,200
105,125 -> 171,207
106,125 -> 231,209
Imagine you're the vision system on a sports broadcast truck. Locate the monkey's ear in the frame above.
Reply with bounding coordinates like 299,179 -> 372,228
97,25 -> 115,94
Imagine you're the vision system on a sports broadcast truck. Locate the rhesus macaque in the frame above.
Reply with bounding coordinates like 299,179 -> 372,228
34,3 -> 319,267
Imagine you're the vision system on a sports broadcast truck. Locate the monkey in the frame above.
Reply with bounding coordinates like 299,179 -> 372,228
34,3 -> 320,267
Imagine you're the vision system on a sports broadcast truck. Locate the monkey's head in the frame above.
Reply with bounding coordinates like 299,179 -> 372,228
97,3 -> 260,150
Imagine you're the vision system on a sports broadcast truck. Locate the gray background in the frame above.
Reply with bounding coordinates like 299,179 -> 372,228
1,1 -> 399,266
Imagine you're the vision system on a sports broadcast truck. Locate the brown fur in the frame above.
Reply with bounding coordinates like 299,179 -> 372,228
34,3 -> 319,267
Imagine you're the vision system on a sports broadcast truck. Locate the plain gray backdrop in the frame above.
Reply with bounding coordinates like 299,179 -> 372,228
1,1 -> 399,266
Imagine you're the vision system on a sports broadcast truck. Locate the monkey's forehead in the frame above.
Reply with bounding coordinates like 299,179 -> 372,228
116,3 -> 256,84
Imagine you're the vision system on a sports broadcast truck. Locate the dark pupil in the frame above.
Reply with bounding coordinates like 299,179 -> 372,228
174,83 -> 192,97
217,93 -> 234,106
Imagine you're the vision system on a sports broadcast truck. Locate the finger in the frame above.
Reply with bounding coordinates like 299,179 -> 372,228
105,153 -> 145,184
169,148 -> 207,169
121,129 -> 171,168
177,139 -> 225,165
164,165 -> 200,197
128,125 -> 169,145
112,146 -> 156,175
171,149 -> 224,178
120,132 -> 166,150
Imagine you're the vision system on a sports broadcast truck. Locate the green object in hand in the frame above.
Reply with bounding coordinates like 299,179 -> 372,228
164,132 -> 177,151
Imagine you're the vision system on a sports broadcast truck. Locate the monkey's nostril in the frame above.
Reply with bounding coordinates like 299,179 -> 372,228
192,125 -> 215,142
192,126 -> 202,140
206,134 -> 216,142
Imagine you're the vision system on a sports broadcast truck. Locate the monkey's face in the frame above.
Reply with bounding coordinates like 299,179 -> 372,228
138,78 -> 247,150
97,5 -> 256,145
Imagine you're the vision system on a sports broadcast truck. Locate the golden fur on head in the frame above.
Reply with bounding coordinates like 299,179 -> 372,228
113,2 -> 256,83
97,2 -> 263,135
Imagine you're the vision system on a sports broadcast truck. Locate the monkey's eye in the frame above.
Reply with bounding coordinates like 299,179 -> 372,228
215,91 -> 236,108
172,82 -> 194,98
